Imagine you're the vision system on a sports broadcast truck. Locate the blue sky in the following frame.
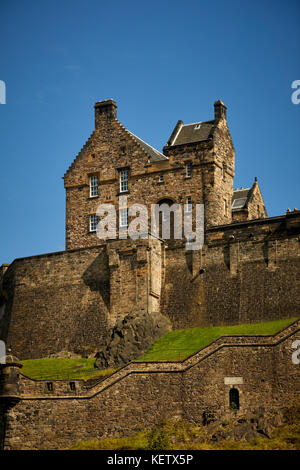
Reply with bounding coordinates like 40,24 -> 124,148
0,0 -> 299,264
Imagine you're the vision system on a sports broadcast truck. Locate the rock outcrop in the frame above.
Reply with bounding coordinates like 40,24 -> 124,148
95,311 -> 172,369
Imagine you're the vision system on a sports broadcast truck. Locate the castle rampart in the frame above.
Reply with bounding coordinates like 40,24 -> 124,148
1,211 -> 299,359
1,320 -> 299,450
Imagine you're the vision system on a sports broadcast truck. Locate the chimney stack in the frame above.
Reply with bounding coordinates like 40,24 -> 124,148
94,99 -> 117,128
214,100 -> 227,121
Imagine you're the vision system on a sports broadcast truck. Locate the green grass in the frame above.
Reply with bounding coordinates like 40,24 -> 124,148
138,317 -> 298,362
21,317 -> 298,379
20,357 -> 115,381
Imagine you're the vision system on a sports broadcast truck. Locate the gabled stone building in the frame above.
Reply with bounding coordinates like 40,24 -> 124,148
64,99 -> 266,250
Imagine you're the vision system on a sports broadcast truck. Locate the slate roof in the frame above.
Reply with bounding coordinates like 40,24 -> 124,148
127,131 -> 168,162
231,188 -> 251,211
171,120 -> 215,146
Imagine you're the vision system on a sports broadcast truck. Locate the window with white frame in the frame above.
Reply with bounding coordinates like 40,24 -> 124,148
89,214 -> 99,232
119,208 -> 128,227
120,169 -> 129,192
89,175 -> 98,197
186,163 -> 191,178
159,175 -> 164,183
185,196 -> 192,213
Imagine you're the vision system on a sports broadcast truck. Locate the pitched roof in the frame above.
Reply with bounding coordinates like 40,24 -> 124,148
231,188 -> 251,211
127,130 -> 168,162
170,120 -> 215,146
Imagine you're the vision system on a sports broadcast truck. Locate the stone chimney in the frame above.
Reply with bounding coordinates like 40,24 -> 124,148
94,99 -> 117,128
214,99 -> 227,121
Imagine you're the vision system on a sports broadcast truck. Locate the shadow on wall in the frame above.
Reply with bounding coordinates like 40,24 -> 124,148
82,249 -> 110,311
222,245 -> 230,270
0,272 -> 13,348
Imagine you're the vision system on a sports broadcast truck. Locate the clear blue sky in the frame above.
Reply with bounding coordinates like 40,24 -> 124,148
0,0 -> 299,264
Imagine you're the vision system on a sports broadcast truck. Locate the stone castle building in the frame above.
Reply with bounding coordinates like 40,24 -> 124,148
0,99 -> 299,449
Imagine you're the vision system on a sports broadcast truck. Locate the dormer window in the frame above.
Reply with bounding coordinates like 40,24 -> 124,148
120,169 -> 129,192
89,175 -> 98,197
186,163 -> 191,178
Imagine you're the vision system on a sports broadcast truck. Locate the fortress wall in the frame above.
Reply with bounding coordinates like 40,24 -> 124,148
1,214 -> 299,359
161,215 -> 300,329
2,322 -> 299,450
0,237 -> 164,359
0,247 -> 111,359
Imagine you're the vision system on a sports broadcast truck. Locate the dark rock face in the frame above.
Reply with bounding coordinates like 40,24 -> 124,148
94,311 -> 172,369
209,407 -> 284,442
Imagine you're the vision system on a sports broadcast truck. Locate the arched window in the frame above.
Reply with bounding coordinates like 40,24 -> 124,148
229,387 -> 239,410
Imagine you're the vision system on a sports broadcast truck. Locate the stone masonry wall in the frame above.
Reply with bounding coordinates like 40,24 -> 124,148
0,237 -> 164,359
0,246 -> 111,359
161,212 -> 300,329
1,212 -> 299,359
1,321 -> 299,450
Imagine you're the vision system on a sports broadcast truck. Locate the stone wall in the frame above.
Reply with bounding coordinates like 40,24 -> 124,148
161,212 -> 300,329
0,246 -> 111,359
1,212 -> 299,359
0,237 -> 164,359
1,320 -> 299,450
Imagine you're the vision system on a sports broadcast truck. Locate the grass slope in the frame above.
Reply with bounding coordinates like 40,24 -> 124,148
21,317 -> 298,379
20,358 -> 115,381
138,317 -> 298,361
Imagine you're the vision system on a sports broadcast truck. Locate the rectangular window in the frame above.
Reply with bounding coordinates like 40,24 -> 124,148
159,175 -> 164,183
186,163 -> 191,178
89,175 -> 98,197
89,214 -> 99,232
119,208 -> 128,228
120,169 -> 128,192
185,196 -> 192,213
224,199 -> 227,216
222,165 -> 226,181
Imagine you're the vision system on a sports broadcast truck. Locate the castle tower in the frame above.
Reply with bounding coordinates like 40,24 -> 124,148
163,100 -> 235,228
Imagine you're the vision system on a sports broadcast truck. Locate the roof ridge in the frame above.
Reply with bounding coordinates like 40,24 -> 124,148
127,130 -> 168,160
117,121 -> 168,162
116,121 -> 155,160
